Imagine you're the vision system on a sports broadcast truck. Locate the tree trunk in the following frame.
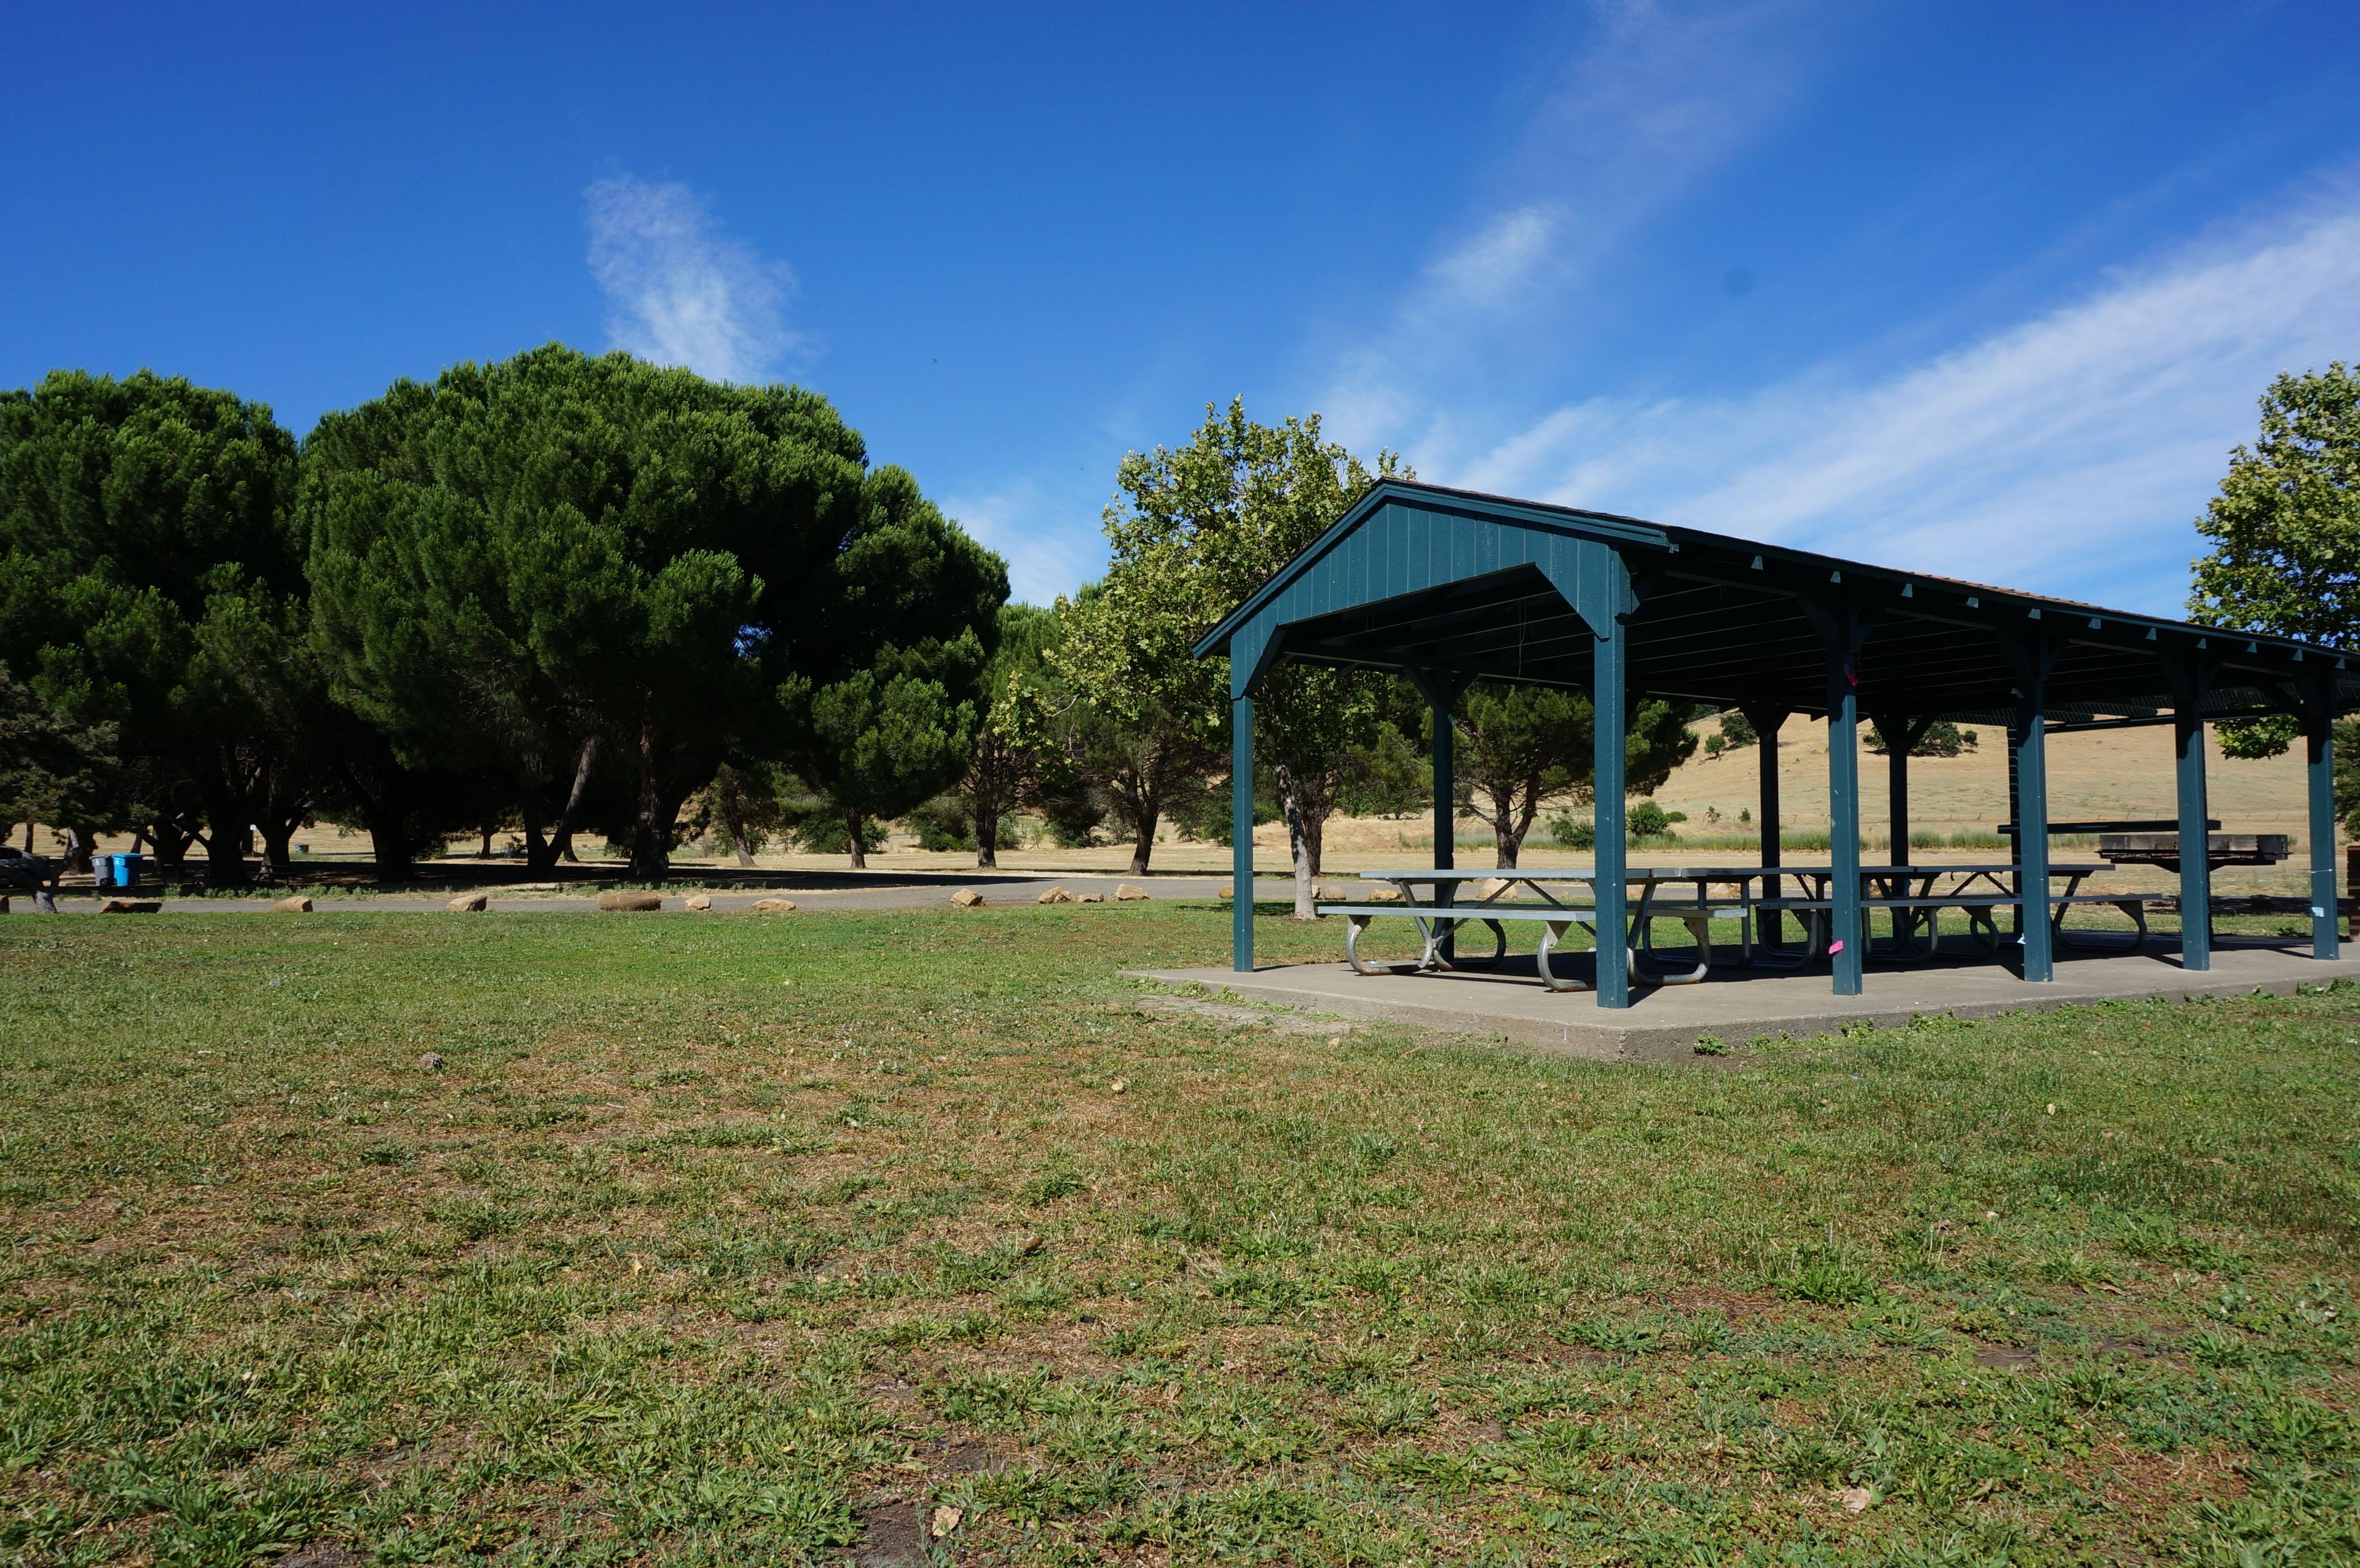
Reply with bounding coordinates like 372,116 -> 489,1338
974,802 -> 999,870
150,815 -> 198,877
734,842 -> 757,869
478,826 -> 494,858
1128,806 -> 1157,877
554,735 -> 599,864
202,791 -> 251,887
259,823 -> 298,882
844,809 -> 868,870
628,721 -> 671,882
1285,796 -> 1315,919
972,777 -> 1001,871
63,826 -> 95,876
364,809 -> 412,880
522,808 -> 553,874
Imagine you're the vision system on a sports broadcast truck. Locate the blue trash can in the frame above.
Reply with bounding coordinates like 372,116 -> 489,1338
113,853 -> 143,888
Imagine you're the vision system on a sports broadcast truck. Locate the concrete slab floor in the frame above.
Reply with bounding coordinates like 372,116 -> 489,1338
1125,937 -> 2360,1064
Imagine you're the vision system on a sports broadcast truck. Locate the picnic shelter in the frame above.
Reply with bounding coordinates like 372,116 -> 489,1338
1193,479 -> 2354,1008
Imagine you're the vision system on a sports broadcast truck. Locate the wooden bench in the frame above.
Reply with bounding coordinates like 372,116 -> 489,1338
1317,901 -> 1745,992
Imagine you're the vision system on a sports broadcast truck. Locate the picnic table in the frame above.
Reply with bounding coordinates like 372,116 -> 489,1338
1319,861 -> 2142,993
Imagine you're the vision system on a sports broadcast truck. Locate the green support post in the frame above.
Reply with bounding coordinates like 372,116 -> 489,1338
1827,661 -> 1864,997
1806,602 -> 1874,997
1742,705 -> 1788,944
1592,622 -> 1629,1007
1232,693 -> 1254,971
2012,689 -> 2053,983
2308,711 -> 2338,960
2168,670 -> 2212,973
1429,676 -> 1457,962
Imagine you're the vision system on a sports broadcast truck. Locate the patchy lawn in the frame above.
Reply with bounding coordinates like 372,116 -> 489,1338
2,904 -> 2356,1566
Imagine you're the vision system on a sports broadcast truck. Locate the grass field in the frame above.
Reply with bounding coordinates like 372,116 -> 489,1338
3,904 -> 2357,1566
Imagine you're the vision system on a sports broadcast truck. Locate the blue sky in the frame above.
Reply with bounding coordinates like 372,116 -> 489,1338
6,2 -> 2359,614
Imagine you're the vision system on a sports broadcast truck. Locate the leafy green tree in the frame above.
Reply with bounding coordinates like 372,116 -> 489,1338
2188,364 -> 2360,770
0,662 -> 122,844
1068,400 -> 1404,911
776,466 -> 1006,869
306,345 -> 878,879
1035,567 -> 1228,877
959,602 -> 1057,869
2190,363 -> 2360,645
1337,719 -> 1430,819
0,370 -> 309,885
695,762 -> 787,868
1866,718 -> 1977,756
1446,684 -> 1696,868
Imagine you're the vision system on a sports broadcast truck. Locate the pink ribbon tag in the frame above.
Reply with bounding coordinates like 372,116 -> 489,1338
1828,939 -> 1846,954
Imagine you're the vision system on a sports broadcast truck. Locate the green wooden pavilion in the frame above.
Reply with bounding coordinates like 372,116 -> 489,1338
1194,479 -> 2353,1007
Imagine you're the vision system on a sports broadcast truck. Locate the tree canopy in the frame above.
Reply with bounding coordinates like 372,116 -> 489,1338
304,344 -> 905,878
1066,399 -> 1402,909
0,369 -> 307,881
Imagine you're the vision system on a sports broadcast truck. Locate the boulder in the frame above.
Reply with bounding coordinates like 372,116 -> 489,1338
597,890 -> 664,912
751,896 -> 796,913
1473,877 -> 1514,900
446,892 -> 489,913
1368,885 -> 1406,903
271,895 -> 315,914
1075,892 -> 1105,903
1037,887 -> 1072,904
684,893 -> 714,911
950,888 -> 985,907
1115,883 -> 1150,901
100,898 -> 162,914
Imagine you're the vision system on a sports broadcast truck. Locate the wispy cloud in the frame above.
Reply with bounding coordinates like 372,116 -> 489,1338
1449,189 -> 2360,613
940,480 -> 1106,608
1320,0 -> 1844,457
585,174 -> 798,383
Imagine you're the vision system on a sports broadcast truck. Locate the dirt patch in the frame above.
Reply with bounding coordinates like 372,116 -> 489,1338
1133,992 -> 1360,1037
275,1545 -> 366,1568
851,1495 -> 931,1566
1974,1343 -> 2040,1369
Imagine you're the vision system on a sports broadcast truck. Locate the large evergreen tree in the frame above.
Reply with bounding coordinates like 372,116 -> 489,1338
0,370 -> 309,884
775,466 -> 1007,868
305,345 -> 891,879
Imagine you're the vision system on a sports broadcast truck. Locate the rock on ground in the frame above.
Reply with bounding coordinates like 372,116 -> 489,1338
751,897 -> 796,913
446,892 -> 489,912
950,888 -> 984,907
684,893 -> 714,911
1037,887 -> 1072,903
271,895 -> 314,913
100,898 -> 162,914
1116,883 -> 1150,900
596,890 -> 664,912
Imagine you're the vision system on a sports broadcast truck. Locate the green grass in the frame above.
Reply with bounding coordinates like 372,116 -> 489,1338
2,905 -> 2357,1566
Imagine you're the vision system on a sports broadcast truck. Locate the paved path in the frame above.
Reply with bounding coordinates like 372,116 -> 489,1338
18,874 -> 1303,915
